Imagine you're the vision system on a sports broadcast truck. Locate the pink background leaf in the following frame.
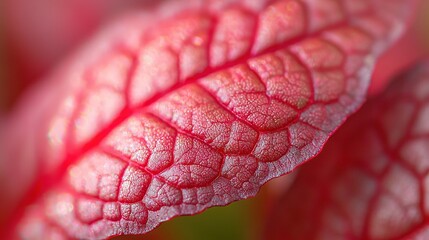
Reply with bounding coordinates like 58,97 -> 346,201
266,62 -> 429,240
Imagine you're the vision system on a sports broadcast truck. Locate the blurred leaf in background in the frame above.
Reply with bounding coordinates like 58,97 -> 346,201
1,0 -> 161,112
420,0 -> 429,47
0,0 -> 10,113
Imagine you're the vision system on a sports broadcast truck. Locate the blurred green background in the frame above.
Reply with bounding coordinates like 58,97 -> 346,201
137,196 -> 264,240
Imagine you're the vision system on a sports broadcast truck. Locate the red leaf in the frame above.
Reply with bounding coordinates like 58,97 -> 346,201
370,30 -> 427,95
265,62 -> 429,240
0,0 -> 418,238
1,0 -> 162,110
